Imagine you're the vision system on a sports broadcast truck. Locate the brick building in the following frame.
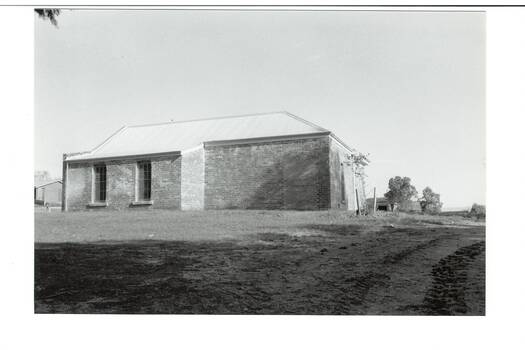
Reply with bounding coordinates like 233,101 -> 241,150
62,112 -> 367,212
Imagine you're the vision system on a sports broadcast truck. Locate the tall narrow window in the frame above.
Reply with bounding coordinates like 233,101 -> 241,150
94,164 -> 107,202
137,161 -> 151,201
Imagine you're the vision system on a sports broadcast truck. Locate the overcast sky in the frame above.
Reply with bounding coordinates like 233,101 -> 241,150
35,10 -> 485,208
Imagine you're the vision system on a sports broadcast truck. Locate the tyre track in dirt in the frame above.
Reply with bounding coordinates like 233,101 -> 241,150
359,228 -> 484,315
356,234 -> 458,314
417,241 -> 485,315
35,221 -> 485,314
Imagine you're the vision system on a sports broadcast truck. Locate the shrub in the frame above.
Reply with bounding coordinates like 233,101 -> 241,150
469,203 -> 486,219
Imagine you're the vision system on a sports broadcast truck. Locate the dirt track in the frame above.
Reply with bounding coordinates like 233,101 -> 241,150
35,211 -> 485,315
419,241 -> 485,315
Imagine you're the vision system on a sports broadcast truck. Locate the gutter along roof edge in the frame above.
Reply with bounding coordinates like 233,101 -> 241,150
65,132 -> 333,162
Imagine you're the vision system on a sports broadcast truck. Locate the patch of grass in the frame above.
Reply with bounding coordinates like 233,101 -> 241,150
35,209 -> 481,243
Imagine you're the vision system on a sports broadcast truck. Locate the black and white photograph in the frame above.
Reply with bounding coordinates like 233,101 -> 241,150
30,5 -> 492,317
3,2 -> 525,349
33,7 -> 487,315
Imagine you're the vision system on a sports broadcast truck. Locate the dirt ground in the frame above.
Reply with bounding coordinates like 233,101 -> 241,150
35,210 -> 485,315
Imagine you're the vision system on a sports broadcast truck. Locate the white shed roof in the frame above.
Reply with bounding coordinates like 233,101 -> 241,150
66,111 -> 351,161
35,180 -> 62,188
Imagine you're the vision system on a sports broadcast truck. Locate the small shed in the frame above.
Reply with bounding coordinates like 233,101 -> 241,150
366,197 -> 422,213
367,197 -> 391,212
398,200 -> 422,213
34,180 -> 62,207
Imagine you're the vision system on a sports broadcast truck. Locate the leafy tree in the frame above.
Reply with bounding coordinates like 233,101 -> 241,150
419,187 -> 443,213
35,9 -> 61,27
384,176 -> 418,210
344,152 -> 370,214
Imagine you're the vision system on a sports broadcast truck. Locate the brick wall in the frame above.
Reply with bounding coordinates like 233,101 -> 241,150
65,155 -> 181,211
66,162 -> 92,211
106,160 -> 135,209
181,147 -> 205,210
150,157 -> 182,209
64,136 -> 363,212
204,137 -> 331,210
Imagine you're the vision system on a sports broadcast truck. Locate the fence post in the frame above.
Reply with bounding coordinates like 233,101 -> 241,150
355,188 -> 360,215
373,187 -> 377,215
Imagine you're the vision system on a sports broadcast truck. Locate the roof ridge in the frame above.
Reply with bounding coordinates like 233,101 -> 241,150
126,111 -> 298,129
281,111 -> 329,132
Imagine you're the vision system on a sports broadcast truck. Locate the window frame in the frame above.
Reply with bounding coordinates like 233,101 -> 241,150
135,160 -> 152,202
92,163 -> 107,203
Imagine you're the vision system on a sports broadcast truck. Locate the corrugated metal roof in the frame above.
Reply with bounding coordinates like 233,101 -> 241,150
66,111 -> 335,161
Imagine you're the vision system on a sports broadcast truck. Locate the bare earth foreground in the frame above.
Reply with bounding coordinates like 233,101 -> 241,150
35,210 -> 485,315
